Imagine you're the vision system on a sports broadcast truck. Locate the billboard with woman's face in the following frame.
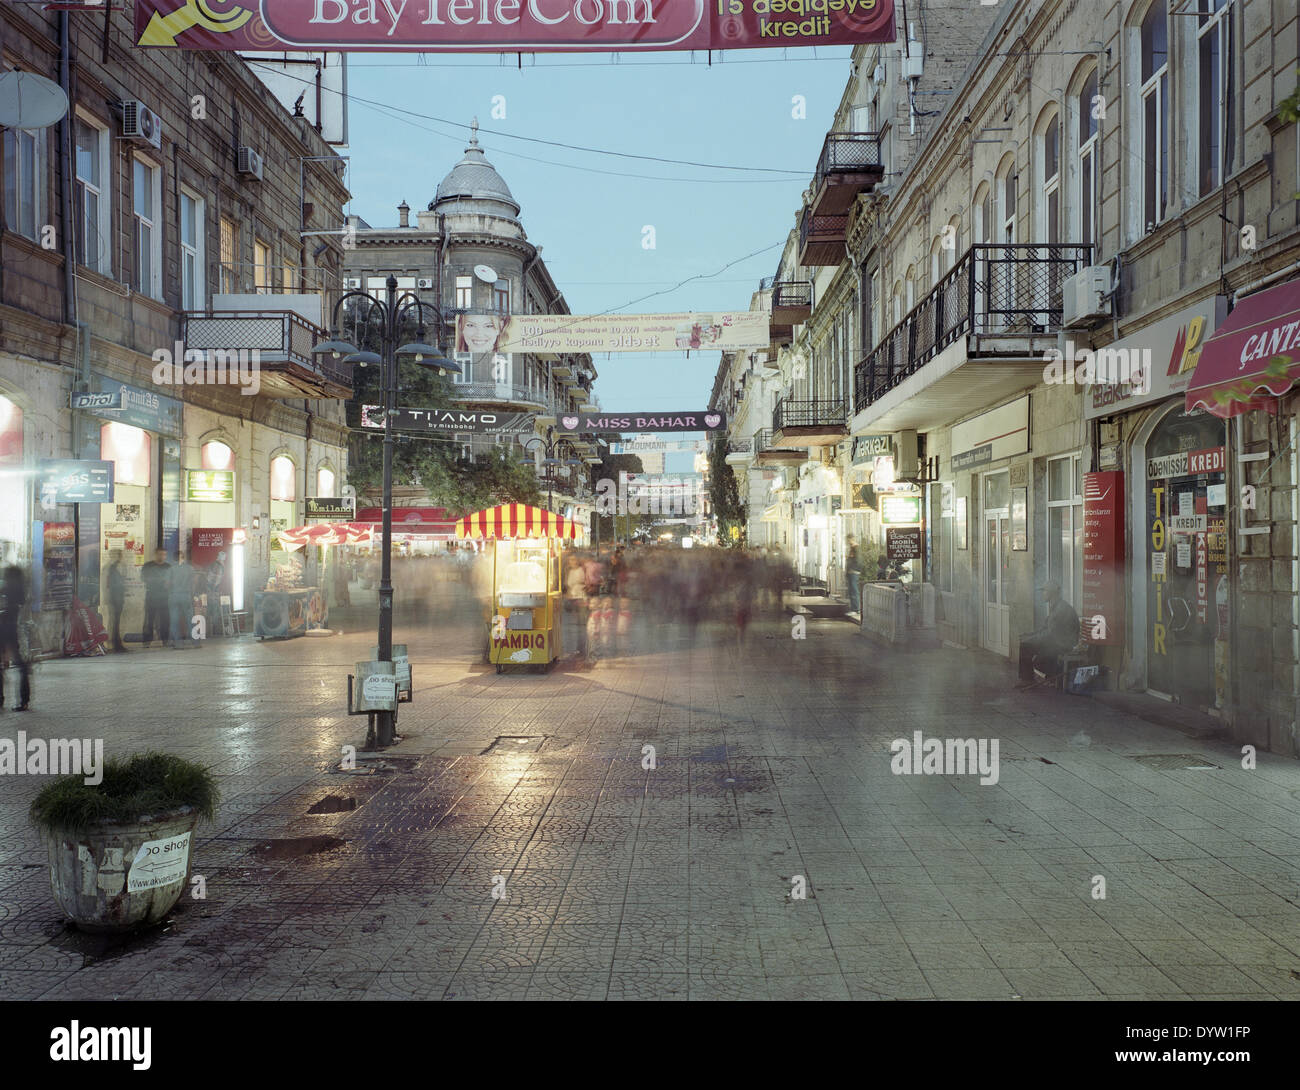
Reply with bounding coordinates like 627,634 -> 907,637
456,313 -> 507,354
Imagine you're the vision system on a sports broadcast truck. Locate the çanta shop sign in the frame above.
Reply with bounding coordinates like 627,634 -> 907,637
135,0 -> 896,52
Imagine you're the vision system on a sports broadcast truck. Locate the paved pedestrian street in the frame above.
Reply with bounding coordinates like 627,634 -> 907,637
2,591 -> 1298,1003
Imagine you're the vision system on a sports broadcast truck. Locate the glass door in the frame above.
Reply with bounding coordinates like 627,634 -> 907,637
982,470 -> 1011,656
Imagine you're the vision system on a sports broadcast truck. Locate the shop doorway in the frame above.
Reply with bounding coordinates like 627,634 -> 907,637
982,469 -> 1011,656
1143,408 -> 1227,708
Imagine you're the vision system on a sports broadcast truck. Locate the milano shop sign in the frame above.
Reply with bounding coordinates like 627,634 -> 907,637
135,0 -> 896,51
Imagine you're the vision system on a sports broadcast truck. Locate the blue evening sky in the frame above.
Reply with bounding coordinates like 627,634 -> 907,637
341,48 -> 853,470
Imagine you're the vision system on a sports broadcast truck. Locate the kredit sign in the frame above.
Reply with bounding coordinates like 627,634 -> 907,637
135,0 -> 896,52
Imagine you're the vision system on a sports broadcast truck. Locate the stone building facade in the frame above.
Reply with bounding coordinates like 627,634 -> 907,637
727,0 -> 1300,752
342,126 -> 601,531
1,4 -> 351,647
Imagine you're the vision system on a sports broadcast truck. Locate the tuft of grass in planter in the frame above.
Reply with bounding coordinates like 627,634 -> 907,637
30,752 -> 220,833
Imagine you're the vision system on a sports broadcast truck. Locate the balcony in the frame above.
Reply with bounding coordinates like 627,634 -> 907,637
772,398 -> 847,447
752,428 -> 805,467
809,132 -> 884,216
798,209 -> 848,267
771,280 -> 813,325
181,309 -> 351,398
725,436 -> 755,467
449,381 -> 547,412
852,243 -> 1093,432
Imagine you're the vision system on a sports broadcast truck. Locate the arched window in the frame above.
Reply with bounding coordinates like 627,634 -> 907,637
1138,1 -> 1169,230
904,267 -> 916,314
317,466 -> 336,497
201,440 -> 233,471
270,455 -> 296,502
1197,0 -> 1235,197
1037,109 -> 1061,246
929,238 -> 942,292
891,280 -> 902,326
1071,67 -> 1100,249
101,422 -> 150,486
996,155 -> 1017,244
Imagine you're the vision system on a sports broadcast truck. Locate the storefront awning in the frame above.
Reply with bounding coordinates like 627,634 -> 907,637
354,506 -> 457,537
1185,278 -> 1300,418
456,504 -> 578,540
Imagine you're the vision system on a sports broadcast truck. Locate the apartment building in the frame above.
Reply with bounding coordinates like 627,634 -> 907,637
341,127 -> 601,531
1,4 -> 352,647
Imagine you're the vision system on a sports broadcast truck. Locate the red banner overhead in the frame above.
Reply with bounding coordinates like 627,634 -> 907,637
135,0 -> 896,51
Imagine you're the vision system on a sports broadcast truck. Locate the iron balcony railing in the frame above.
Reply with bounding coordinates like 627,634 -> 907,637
754,428 -> 801,452
182,310 -> 350,388
449,381 -> 547,406
758,274 -> 777,291
814,131 -> 883,182
771,280 -> 813,311
853,243 -> 1093,408
798,208 -> 848,253
773,398 -> 846,432
728,437 -> 754,454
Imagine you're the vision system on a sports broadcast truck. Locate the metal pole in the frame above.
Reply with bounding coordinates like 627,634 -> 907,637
376,275 -> 397,746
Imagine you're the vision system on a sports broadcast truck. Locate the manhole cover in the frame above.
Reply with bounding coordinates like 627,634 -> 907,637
1129,754 -> 1222,770
482,736 -> 544,754
250,836 -> 346,860
307,795 -> 357,815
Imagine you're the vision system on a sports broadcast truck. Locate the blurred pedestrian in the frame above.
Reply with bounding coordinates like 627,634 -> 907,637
845,536 -> 862,612
140,548 -> 171,648
563,552 -> 588,658
0,565 -> 30,710
169,550 -> 198,648
107,551 -> 128,652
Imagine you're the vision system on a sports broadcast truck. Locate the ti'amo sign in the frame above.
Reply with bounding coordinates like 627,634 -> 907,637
135,0 -> 896,52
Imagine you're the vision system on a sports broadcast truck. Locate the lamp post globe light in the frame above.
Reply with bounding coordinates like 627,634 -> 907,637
520,427 -> 584,513
312,274 -> 458,748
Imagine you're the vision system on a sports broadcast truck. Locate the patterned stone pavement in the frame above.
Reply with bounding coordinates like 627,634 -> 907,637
1,584 -> 1298,1001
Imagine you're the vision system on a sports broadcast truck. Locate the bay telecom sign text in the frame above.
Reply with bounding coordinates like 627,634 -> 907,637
135,0 -> 896,52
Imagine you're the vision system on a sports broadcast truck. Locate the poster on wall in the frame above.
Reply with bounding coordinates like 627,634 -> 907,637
190,529 -> 234,605
1082,472 -> 1125,644
41,522 -> 75,612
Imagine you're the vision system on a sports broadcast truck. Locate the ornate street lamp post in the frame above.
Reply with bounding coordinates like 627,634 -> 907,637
312,275 -> 458,747
521,426 -> 583,513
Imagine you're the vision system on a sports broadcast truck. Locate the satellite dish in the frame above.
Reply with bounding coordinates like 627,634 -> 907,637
473,264 -> 498,284
0,71 -> 70,130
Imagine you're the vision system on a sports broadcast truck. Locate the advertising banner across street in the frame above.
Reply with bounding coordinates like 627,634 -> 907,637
135,1 -> 897,53
458,311 -> 771,354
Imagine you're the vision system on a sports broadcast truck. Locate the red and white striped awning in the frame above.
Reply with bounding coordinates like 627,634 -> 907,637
455,504 -> 578,541
278,522 -> 373,549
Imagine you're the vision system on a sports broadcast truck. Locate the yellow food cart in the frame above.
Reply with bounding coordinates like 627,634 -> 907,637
456,504 -> 578,673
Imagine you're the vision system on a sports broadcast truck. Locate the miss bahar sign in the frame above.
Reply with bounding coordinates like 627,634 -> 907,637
135,0 -> 895,51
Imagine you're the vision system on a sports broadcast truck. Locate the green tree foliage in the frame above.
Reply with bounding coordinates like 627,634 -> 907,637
591,451 -> 655,543
707,436 -> 745,546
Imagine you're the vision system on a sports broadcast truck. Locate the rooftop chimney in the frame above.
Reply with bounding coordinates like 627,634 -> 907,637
398,200 -> 410,228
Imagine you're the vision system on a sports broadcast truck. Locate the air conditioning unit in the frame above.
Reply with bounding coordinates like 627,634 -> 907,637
237,146 -> 264,180
121,101 -> 162,149
343,277 -> 362,289
894,429 -> 919,479
1062,265 -> 1112,328
417,278 -> 434,289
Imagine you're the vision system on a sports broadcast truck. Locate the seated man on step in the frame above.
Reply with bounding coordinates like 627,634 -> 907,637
1015,580 -> 1079,689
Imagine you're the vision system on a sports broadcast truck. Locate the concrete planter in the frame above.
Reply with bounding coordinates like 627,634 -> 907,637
40,806 -> 200,933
